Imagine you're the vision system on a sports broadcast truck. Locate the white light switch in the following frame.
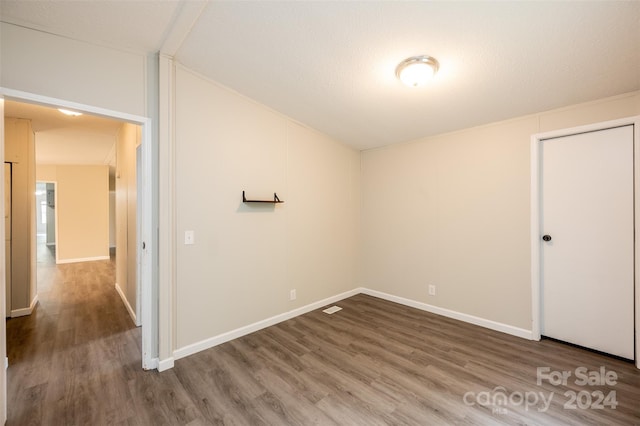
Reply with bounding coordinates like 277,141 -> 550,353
184,230 -> 195,245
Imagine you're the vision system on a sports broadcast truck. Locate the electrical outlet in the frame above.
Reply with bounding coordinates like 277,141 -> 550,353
428,285 -> 436,296
290,289 -> 297,301
184,230 -> 195,245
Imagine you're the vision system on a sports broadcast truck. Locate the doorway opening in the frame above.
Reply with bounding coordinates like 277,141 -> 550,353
0,90 -> 153,366
36,182 -> 56,266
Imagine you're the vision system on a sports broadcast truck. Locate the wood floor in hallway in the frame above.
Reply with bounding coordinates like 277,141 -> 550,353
7,246 -> 142,424
6,247 -> 640,424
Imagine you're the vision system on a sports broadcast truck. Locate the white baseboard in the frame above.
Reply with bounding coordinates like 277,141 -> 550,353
46,242 -> 55,247
115,283 -> 137,324
56,255 -> 110,264
11,294 -> 39,318
158,357 -> 174,372
166,286 -> 533,371
173,287 -> 361,361
144,357 -> 159,371
360,288 -> 533,340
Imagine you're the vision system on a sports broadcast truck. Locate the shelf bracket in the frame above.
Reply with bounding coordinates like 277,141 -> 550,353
242,191 -> 284,204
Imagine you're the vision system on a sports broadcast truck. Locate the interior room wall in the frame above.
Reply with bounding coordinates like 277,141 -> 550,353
4,117 -> 36,315
36,165 -> 56,182
0,23 -> 146,118
173,66 -> 361,352
36,165 -> 110,263
115,122 -> 140,321
361,91 -> 640,332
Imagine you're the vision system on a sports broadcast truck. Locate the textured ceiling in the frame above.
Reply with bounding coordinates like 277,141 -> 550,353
0,0 -> 182,53
1,1 -> 639,150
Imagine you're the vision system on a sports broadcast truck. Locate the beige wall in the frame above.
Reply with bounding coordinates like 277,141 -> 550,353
4,118 -> 36,314
0,23 -> 146,118
36,165 -> 110,263
35,165 -> 57,182
361,91 -> 640,331
115,123 -> 140,320
173,66 -> 360,350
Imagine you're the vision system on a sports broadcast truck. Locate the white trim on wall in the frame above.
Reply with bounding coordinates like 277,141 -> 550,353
173,288 -> 361,361
10,295 -> 38,318
115,283 -> 137,325
157,54 -> 175,370
530,115 -> 640,369
157,357 -> 174,372
0,93 -> 6,425
530,138 -> 542,342
138,122 -> 154,369
170,287 -> 534,368
0,88 -> 147,126
56,256 -> 110,264
361,289 -> 534,340
54,181 -> 60,265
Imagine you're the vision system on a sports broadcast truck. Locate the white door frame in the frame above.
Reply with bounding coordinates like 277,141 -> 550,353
530,115 -> 640,368
0,99 -> 6,424
0,88 -> 155,370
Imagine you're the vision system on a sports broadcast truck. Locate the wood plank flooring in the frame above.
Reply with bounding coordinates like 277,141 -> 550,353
7,246 -> 640,424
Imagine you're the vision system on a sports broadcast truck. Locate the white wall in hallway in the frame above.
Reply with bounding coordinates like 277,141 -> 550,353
36,165 -> 110,263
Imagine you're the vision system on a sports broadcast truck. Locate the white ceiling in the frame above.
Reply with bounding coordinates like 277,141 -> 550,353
4,100 -> 122,168
1,1 -> 639,150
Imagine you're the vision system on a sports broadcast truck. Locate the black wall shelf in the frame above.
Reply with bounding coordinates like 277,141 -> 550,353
242,191 -> 284,204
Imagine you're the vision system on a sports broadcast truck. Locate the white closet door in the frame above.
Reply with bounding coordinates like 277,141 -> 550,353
541,125 -> 634,359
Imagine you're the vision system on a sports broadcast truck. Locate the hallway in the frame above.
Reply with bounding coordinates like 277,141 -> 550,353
6,240 -> 141,424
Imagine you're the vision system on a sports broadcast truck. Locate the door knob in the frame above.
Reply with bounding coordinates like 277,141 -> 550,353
542,235 -> 552,242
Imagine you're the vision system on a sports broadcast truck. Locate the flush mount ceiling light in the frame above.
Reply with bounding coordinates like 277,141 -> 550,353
395,55 -> 439,87
58,108 -> 82,117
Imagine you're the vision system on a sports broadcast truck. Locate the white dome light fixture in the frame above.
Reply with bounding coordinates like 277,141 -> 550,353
395,55 -> 439,87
